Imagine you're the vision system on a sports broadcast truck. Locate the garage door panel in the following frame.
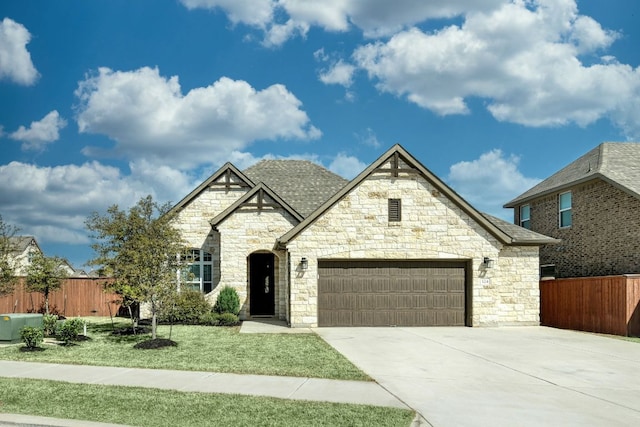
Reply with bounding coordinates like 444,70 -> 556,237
318,260 -> 467,327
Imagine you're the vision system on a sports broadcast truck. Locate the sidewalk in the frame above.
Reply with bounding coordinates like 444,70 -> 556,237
0,360 -> 407,409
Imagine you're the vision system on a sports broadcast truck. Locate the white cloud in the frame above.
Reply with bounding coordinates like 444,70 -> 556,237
0,18 -> 39,85
354,128 -> 381,148
319,60 -> 356,87
0,160 -> 201,246
179,0 -> 274,28
75,67 -> 320,169
447,149 -> 541,219
328,153 -> 366,180
182,0 -> 505,45
352,0 -> 640,137
9,110 -> 67,151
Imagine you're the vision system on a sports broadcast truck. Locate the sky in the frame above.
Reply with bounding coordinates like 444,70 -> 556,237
1,0 -> 639,269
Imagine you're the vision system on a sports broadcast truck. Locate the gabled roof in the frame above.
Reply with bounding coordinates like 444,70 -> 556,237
243,160 -> 348,217
504,142 -> 640,207
277,144 -> 557,248
210,182 -> 304,228
169,163 -> 254,215
8,236 -> 41,254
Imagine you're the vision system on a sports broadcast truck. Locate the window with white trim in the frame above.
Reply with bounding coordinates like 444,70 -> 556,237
520,204 -> 530,229
559,192 -> 572,228
181,249 -> 213,293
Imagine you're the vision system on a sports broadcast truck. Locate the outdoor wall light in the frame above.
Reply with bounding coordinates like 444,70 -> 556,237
300,257 -> 309,270
483,257 -> 495,269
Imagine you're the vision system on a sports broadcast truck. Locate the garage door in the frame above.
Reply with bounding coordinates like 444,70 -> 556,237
318,260 -> 467,327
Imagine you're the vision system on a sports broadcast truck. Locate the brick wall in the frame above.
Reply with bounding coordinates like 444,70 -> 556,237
516,179 -> 640,278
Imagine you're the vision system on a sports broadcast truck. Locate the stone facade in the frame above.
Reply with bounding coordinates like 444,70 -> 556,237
215,203 -> 299,319
286,164 -> 541,327
172,175 -> 249,301
170,148 -> 547,328
514,178 -> 640,278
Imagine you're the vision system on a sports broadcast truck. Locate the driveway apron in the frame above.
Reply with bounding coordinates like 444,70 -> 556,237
315,326 -> 640,427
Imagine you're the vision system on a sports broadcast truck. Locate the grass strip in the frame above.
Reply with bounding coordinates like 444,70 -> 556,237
0,378 -> 414,427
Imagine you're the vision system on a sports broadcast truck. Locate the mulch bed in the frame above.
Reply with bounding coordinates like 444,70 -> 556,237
133,338 -> 178,350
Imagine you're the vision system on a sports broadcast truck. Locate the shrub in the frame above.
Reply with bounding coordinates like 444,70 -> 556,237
57,318 -> 84,344
213,286 -> 240,315
42,314 -> 59,337
20,326 -> 44,349
217,312 -> 240,326
198,312 -> 220,326
164,290 -> 211,324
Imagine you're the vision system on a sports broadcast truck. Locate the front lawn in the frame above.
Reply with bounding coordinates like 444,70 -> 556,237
0,318 -> 368,381
0,378 -> 414,427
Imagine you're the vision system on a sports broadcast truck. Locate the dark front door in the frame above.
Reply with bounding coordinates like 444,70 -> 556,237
249,253 -> 275,316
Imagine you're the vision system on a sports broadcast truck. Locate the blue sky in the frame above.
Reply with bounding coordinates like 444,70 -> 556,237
1,0 -> 639,269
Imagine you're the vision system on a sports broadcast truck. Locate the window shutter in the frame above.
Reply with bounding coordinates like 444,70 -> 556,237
388,199 -> 401,222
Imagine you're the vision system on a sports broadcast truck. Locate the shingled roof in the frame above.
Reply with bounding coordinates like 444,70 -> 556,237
480,213 -> 560,245
8,236 -> 40,253
243,160 -> 348,217
504,142 -> 640,207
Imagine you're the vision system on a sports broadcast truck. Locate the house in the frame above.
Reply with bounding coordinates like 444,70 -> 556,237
504,142 -> 640,278
7,236 -> 41,276
171,144 -> 557,327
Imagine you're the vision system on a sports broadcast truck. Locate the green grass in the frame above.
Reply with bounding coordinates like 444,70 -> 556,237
0,318 -> 369,381
613,335 -> 640,344
0,378 -> 415,427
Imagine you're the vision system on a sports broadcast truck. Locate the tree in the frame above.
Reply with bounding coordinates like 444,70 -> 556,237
85,195 -> 188,339
0,214 -> 20,297
25,251 -> 68,314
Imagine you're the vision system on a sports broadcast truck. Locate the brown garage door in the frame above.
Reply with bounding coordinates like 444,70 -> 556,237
318,260 -> 468,327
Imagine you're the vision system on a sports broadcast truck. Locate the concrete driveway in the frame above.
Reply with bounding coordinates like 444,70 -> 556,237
315,326 -> 640,427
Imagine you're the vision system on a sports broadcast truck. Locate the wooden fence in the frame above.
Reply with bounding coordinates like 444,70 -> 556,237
540,275 -> 640,336
0,278 -> 120,317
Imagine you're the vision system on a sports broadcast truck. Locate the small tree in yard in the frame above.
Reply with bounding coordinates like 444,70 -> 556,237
85,195 -> 188,340
25,252 -> 68,315
0,214 -> 20,297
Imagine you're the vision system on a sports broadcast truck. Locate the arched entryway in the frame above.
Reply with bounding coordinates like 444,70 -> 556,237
249,252 -> 275,316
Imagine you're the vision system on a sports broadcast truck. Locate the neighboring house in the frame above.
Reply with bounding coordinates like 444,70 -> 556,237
504,142 -> 640,278
171,144 -> 556,328
8,236 -> 41,276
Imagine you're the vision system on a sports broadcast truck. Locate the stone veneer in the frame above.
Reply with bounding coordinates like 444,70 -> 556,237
172,174 -> 248,303
215,204 -> 299,319
171,172 -> 299,319
285,167 -> 541,327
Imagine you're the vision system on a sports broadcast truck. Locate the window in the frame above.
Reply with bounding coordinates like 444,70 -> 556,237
559,192 -> 572,228
181,249 -> 213,293
388,199 -> 401,222
519,205 -> 530,229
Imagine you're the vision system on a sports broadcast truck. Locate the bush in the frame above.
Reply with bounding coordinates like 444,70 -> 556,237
20,326 -> 44,349
42,314 -> 59,337
57,318 -> 84,344
163,290 -> 211,324
217,312 -> 240,326
198,312 -> 220,326
213,286 -> 240,315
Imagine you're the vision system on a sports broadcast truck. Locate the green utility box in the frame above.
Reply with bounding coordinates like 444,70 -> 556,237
0,313 -> 44,342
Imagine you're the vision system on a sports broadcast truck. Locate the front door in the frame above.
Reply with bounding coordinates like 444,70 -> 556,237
249,253 -> 275,316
